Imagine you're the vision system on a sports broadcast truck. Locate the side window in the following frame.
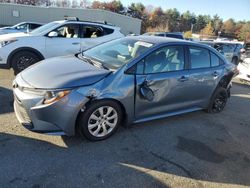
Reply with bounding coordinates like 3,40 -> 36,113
220,44 -> 232,53
52,24 -> 79,38
210,52 -> 220,67
235,44 -> 243,52
103,27 -> 114,35
143,46 -> 185,74
82,25 -> 104,38
136,60 -> 144,74
16,23 -> 28,30
155,33 -> 165,37
189,46 -> 210,69
30,24 -> 41,30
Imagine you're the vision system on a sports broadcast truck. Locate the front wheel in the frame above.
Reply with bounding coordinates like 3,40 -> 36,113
206,87 -> 228,113
12,51 -> 41,75
77,100 -> 123,141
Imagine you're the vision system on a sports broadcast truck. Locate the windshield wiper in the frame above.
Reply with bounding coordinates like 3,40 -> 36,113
81,54 -> 109,70
99,63 -> 109,70
81,55 -> 94,65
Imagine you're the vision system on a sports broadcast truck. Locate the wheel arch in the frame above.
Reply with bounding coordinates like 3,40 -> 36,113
7,47 -> 45,68
218,73 -> 233,89
75,98 -> 127,135
208,73 -> 233,107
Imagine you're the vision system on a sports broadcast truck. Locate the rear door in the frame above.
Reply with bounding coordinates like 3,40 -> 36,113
134,45 -> 194,120
45,23 -> 81,58
187,46 -> 223,106
80,24 -> 120,51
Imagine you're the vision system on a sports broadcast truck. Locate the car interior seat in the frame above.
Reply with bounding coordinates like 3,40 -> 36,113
65,27 -> 75,38
145,51 -> 167,73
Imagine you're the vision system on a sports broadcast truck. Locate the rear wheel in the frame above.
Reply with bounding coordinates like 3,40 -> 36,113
206,87 -> 228,113
77,100 -> 123,141
12,51 -> 41,75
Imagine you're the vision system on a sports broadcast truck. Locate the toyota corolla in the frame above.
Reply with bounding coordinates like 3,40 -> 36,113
13,36 -> 236,141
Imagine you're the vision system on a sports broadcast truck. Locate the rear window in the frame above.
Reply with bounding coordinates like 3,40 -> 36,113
189,46 -> 210,69
155,33 -> 165,37
165,34 -> 183,39
103,27 -> 114,35
30,24 -> 41,30
210,52 -> 220,67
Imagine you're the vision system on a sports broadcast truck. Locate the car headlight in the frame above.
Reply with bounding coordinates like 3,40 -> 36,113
0,39 -> 17,47
43,90 -> 71,104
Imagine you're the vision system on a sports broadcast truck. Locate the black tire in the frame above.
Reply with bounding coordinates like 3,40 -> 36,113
11,51 -> 41,75
206,87 -> 228,113
231,57 -> 238,65
77,100 -> 123,141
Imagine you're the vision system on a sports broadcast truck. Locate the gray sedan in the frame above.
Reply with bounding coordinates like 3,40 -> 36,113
13,36 -> 236,141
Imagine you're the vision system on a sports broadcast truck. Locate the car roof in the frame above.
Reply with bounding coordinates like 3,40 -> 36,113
201,40 -> 242,45
57,20 -> 119,29
128,35 -> 226,58
17,21 -> 44,25
129,35 -> 202,46
145,32 -> 182,35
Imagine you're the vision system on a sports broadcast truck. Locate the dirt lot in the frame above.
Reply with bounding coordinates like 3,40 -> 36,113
0,69 -> 250,188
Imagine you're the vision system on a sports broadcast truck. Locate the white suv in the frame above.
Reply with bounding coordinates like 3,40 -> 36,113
0,18 -> 124,74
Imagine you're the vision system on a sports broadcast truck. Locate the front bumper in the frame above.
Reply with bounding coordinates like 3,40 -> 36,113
13,86 -> 89,136
0,48 -> 10,69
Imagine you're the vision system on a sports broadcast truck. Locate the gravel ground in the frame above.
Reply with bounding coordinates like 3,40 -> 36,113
0,69 -> 250,188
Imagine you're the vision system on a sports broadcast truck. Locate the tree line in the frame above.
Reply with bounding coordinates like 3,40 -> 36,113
1,0 -> 250,41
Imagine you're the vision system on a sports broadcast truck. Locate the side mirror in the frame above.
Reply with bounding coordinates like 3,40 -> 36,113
48,31 -> 58,37
140,80 -> 154,101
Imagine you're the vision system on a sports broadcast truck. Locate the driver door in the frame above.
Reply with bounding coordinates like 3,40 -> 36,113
45,24 -> 81,58
135,45 -> 194,120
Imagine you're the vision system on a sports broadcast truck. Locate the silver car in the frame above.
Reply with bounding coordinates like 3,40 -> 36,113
200,41 -> 243,65
13,36 -> 236,141
0,22 -> 43,35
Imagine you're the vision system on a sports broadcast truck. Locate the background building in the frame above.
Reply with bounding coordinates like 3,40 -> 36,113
0,3 -> 141,35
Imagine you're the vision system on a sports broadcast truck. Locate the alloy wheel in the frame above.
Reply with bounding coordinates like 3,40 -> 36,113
212,91 -> 227,113
87,106 -> 118,137
17,56 -> 35,71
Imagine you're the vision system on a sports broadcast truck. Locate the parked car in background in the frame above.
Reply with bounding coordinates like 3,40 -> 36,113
143,32 -> 184,39
0,18 -> 124,74
237,58 -> 250,84
200,41 -> 243,65
13,36 -> 236,141
240,42 -> 250,61
0,22 -> 43,35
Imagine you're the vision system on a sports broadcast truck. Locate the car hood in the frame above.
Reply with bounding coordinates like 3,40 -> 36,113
0,32 -> 29,40
20,55 -> 111,89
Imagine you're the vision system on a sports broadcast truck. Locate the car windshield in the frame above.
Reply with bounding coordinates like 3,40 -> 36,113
30,22 -> 60,36
82,38 -> 154,70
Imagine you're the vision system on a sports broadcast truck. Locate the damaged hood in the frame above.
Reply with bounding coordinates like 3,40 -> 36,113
19,55 -> 111,89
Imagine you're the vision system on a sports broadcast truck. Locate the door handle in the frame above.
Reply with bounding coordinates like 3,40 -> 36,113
212,71 -> 219,77
178,76 -> 189,82
72,42 -> 80,45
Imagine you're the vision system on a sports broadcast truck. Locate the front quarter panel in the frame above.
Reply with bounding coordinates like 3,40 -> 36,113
77,67 -> 135,124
